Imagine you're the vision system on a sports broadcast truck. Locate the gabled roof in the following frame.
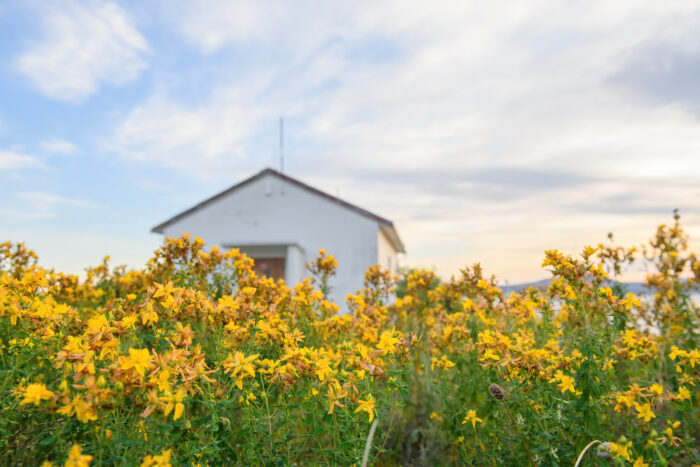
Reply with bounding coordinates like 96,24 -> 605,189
151,168 -> 406,253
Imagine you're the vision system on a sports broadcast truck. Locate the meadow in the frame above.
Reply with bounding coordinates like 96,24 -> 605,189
0,214 -> 698,466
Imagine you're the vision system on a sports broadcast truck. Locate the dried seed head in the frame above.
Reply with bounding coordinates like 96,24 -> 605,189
489,383 -> 504,400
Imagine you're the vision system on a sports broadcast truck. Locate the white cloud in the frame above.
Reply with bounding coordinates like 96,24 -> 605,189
110,88 -> 267,177
154,1 -> 700,175
111,1 -> 700,281
0,151 -> 45,170
41,139 -> 79,155
0,192 -> 100,222
172,0 -> 286,54
12,191 -> 100,219
16,0 -> 149,101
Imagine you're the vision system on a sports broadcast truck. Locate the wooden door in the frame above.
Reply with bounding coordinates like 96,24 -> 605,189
252,257 -> 286,281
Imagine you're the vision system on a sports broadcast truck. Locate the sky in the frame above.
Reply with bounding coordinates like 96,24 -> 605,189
2,0 -> 700,284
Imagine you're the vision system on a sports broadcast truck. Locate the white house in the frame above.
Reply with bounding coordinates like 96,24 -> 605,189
151,168 -> 405,306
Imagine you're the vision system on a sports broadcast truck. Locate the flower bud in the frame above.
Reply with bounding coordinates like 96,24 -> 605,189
489,383 -> 504,400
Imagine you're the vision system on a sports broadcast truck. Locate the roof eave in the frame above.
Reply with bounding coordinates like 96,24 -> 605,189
380,224 -> 406,254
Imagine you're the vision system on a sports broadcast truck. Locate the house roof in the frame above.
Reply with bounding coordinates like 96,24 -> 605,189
151,168 -> 406,253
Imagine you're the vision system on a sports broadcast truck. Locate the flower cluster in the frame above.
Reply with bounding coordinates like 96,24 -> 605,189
1,216 -> 698,465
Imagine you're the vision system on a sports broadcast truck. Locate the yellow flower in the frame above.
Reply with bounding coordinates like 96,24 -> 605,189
549,371 -> 576,394
558,375 -> 576,394
20,383 -> 54,406
119,348 -> 154,378
649,384 -> 663,397
354,394 -> 376,423
327,381 -> 347,415
431,355 -> 456,371
632,456 -> 649,467
599,287 -> 615,300
609,442 -> 631,462
589,262 -> 608,278
315,358 -> 333,382
377,329 -> 399,355
635,403 -> 655,423
621,292 -> 641,310
583,246 -> 599,257
222,351 -> 258,389
58,396 -> 98,423
688,349 -> 700,367
120,315 -> 137,330
65,445 -> 93,467
675,386 -> 690,401
141,305 -> 159,326
614,394 -> 634,412
162,388 -> 186,421
669,346 -> 686,360
141,449 -> 172,467
461,409 -> 482,428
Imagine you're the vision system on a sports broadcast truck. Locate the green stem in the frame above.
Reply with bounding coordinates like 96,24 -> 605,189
501,400 -> 536,467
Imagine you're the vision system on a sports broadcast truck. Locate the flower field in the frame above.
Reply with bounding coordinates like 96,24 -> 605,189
1,215 -> 698,466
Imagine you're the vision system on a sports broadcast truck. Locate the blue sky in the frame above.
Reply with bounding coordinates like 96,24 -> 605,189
2,0 -> 700,283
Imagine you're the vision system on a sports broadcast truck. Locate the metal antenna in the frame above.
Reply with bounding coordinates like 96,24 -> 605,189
279,117 -> 284,173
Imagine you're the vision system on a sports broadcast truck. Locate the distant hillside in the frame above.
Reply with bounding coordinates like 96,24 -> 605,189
500,279 -> 647,294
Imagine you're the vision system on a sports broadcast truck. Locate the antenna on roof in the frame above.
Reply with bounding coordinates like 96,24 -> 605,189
279,117 -> 284,174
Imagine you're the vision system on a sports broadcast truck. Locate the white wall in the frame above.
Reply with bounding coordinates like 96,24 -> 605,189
159,173 -> 380,308
377,229 -> 399,275
285,244 -> 305,286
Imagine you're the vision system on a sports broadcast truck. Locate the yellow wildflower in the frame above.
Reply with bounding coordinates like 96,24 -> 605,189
669,346 -> 686,360
65,445 -> 93,467
354,395 -> 376,423
621,292 -> 641,310
688,349 -> 700,367
162,388 -> 186,421
377,329 -> 399,355
119,348 -> 154,378
327,381 -> 347,415
461,409 -> 482,428
549,371 -> 576,394
481,349 -> 500,362
58,396 -> 98,423
609,442 -> 631,462
635,403 -> 655,423
222,351 -> 258,389
614,394 -> 635,412
140,449 -> 172,467
315,358 -> 333,382
20,383 -> 54,406
675,386 -> 690,401
558,375 -> 576,394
